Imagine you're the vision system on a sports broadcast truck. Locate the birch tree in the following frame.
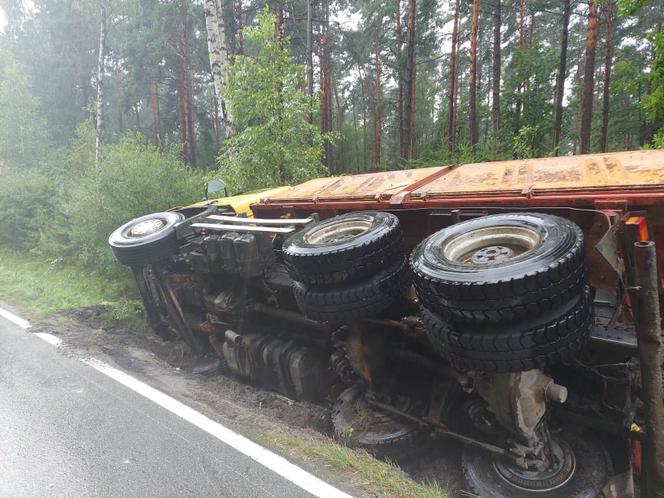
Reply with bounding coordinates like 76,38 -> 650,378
203,0 -> 234,140
95,1 -> 107,171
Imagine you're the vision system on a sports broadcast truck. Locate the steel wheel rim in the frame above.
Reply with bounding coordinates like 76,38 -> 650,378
125,218 -> 167,238
492,438 -> 576,492
442,225 -> 542,265
304,219 -> 373,245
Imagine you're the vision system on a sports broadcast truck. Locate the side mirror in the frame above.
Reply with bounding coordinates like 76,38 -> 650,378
205,179 -> 227,200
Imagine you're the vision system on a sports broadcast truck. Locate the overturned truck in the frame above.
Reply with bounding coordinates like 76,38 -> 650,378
109,150 -> 664,497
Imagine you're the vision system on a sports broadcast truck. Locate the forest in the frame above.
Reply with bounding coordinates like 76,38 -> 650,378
0,0 -> 663,272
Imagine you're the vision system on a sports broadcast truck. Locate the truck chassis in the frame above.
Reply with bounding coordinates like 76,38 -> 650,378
109,150 -> 664,497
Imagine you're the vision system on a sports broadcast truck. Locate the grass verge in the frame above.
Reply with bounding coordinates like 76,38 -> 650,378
0,251 -> 144,329
253,429 -> 447,498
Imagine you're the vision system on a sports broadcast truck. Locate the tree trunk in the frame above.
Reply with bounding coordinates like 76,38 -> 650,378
403,0 -> 416,160
599,0 -> 614,152
373,44 -> 382,166
133,104 -> 141,132
332,72 -> 344,172
319,0 -> 333,168
358,65 -> 369,171
114,59 -> 123,135
468,0 -> 480,151
453,22 -> 461,143
580,0 -> 599,154
552,0 -> 571,155
150,77 -> 162,148
203,0 -> 233,140
306,0 -> 313,99
273,2 -> 283,41
528,11 -> 535,48
235,0 -> 243,55
211,93 -> 220,154
352,97 -> 360,172
491,0 -> 501,151
177,2 -> 195,167
95,2 -> 106,172
395,0 -> 405,161
515,0 -> 525,132
447,0 -> 460,152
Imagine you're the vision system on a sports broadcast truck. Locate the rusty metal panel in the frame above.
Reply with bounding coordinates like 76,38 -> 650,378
412,150 -> 664,198
264,167 -> 442,202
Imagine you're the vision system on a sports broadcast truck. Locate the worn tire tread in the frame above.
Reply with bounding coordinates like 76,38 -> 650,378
293,258 -> 410,323
420,288 -> 592,373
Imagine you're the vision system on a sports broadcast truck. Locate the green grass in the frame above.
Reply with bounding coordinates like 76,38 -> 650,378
0,251 -> 142,327
253,430 -> 448,498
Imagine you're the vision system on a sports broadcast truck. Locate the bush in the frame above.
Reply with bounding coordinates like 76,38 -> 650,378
49,132 -> 205,270
0,172 -> 57,250
217,10 -> 328,193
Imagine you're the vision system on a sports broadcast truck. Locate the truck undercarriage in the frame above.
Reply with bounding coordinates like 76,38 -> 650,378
109,150 -> 664,497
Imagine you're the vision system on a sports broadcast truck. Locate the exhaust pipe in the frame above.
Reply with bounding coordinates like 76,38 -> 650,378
632,241 -> 664,495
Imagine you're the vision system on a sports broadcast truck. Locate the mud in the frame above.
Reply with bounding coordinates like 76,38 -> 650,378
31,306 -> 467,496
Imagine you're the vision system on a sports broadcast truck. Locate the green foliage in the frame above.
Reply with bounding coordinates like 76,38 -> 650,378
0,49 -> 51,171
653,128 -> 664,148
643,31 -> 664,128
0,172 -> 57,250
217,10 -> 328,193
56,130 -> 204,269
512,125 -> 546,159
617,0 -> 650,16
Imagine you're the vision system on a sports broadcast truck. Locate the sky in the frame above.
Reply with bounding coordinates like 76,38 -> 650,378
0,7 -> 7,32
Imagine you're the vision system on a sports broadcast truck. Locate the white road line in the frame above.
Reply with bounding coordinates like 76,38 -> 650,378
0,306 -> 31,329
34,332 -> 62,347
83,358 -> 353,498
26,326 -> 352,498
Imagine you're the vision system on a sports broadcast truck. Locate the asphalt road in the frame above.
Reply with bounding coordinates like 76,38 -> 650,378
0,314 -> 341,498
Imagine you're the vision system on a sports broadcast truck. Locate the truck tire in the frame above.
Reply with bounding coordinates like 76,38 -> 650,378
283,211 -> 403,286
109,212 -> 184,266
421,287 -> 592,373
462,429 -> 610,498
331,385 -> 428,460
293,257 -> 410,323
410,213 -> 585,325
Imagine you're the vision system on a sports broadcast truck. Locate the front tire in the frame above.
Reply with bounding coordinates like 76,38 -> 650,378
108,212 -> 184,266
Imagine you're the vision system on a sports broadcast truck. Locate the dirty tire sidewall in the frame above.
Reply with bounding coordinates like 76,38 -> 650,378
283,211 -> 403,286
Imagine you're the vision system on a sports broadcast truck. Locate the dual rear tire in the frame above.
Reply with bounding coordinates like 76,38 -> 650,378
283,212 -> 409,324
410,213 -> 592,373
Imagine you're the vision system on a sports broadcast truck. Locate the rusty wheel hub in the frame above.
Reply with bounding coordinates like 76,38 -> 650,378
471,245 -> 514,264
493,438 -> 576,492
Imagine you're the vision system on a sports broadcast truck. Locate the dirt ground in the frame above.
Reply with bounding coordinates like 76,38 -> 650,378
31,306 -> 468,497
